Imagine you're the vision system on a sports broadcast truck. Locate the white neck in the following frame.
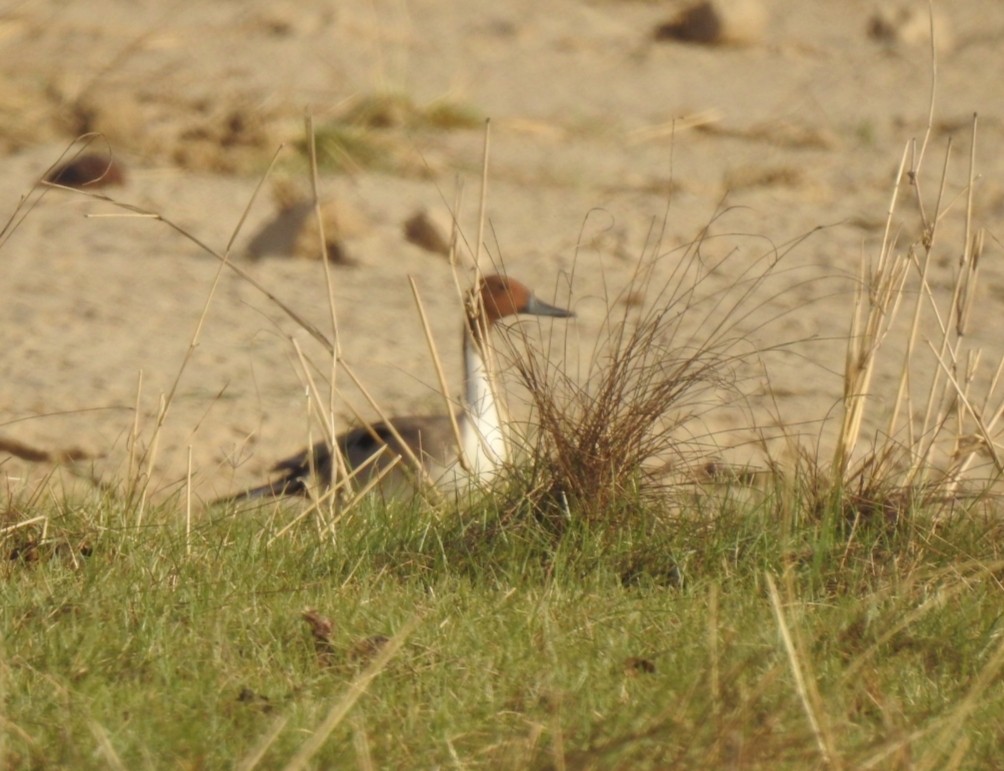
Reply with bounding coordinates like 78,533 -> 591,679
459,321 -> 506,482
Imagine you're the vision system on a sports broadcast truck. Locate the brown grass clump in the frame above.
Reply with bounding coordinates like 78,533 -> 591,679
504,218 -> 803,524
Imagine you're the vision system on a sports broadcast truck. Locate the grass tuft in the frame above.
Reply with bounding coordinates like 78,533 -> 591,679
301,91 -> 482,175
502,217 -> 794,529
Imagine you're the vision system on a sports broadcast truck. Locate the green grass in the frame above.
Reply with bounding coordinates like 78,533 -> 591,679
3,482 -> 1004,769
299,92 -> 483,175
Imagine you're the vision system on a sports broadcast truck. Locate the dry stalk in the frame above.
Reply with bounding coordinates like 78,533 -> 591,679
236,715 -> 289,771
766,572 -> 838,768
885,139 -> 951,453
290,339 -> 352,496
281,616 -> 418,771
74,145 -> 337,511
305,111 -> 346,501
819,26 -> 1002,512
338,361 -> 443,497
409,278 -> 467,471
4,135 -> 109,249
904,118 -> 999,489
831,145 -> 911,480
825,106 -> 1002,518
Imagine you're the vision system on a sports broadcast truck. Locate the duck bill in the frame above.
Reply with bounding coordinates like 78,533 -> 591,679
525,294 -> 574,319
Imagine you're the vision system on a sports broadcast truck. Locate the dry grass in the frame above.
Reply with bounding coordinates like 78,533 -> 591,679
500,211 -> 817,525
802,11 -> 1004,524
486,106 -> 1001,544
815,113 -> 1002,529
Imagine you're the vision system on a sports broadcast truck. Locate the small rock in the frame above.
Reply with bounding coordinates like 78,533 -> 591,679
292,198 -> 369,262
44,153 -> 126,188
654,0 -> 766,46
403,208 -> 454,257
868,5 -> 954,52
247,192 -> 369,263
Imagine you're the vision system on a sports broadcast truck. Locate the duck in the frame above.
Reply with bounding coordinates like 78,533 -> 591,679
218,274 -> 573,502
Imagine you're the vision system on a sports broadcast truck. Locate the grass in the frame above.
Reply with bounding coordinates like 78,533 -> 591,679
5,51 -> 1004,768
504,215 -> 798,523
300,92 -> 483,176
3,484 -> 1004,768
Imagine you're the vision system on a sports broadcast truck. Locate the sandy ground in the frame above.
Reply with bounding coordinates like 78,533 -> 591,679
1,0 -> 1003,503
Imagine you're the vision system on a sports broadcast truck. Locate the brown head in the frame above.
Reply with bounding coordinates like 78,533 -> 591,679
470,274 -> 574,328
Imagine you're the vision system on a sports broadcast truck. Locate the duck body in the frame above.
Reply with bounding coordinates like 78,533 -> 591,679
237,414 -> 459,499
220,274 -> 572,502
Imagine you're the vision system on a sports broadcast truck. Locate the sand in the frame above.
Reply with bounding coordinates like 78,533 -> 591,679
1,0 -> 1003,503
